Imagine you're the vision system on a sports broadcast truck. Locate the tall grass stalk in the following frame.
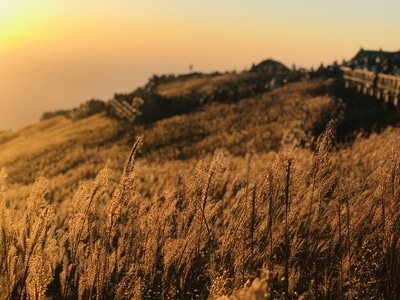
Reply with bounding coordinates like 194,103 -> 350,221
267,169 -> 274,298
338,193 -> 343,300
284,156 -> 292,299
97,137 -> 142,299
8,177 -> 58,300
299,120 -> 335,293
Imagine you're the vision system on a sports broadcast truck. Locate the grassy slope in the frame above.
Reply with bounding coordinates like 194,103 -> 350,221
1,76 -> 398,212
155,72 -> 257,98
0,113 -> 130,220
141,79 -> 341,161
2,75 -> 400,298
0,78 -> 338,212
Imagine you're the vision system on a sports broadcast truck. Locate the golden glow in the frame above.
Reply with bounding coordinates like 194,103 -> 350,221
0,1 -> 22,22
0,1 -> 26,41
0,0 -> 399,130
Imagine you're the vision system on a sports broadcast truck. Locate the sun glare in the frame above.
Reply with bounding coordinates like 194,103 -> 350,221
0,0 -> 64,44
0,1 -> 31,42
0,0 -> 17,18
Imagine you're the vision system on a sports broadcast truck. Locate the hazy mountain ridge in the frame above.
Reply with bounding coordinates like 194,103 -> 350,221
37,48 -> 400,127
37,57 -> 334,124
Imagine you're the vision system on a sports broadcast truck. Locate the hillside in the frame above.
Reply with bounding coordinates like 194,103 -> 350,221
0,78 -> 340,210
2,58 -> 400,298
39,59 -> 299,124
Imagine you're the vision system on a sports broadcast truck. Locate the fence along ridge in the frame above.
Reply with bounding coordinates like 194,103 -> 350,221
108,99 -> 137,122
341,66 -> 400,105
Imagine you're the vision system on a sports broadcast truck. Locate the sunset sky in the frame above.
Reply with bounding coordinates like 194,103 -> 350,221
0,0 -> 399,130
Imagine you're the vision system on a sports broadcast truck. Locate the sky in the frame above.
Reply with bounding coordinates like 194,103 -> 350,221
0,0 -> 399,131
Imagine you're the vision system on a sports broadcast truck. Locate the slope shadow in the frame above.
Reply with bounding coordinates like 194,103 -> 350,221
331,81 -> 400,144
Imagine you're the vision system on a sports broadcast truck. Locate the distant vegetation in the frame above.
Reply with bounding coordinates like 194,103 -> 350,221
1,51 -> 400,299
41,99 -> 107,121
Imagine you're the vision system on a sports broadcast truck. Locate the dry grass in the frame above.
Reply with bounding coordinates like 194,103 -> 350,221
1,79 -> 400,298
0,113 -> 129,223
1,123 -> 400,298
155,72 -> 256,99
141,79 -> 342,162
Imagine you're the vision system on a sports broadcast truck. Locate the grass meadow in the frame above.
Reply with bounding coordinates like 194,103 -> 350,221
1,78 -> 400,299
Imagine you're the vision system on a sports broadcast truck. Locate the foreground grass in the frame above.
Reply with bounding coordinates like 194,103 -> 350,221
1,122 -> 400,299
0,113 -> 129,223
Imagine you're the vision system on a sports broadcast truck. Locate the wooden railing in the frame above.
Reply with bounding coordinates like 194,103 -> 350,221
341,66 -> 400,105
108,99 -> 138,122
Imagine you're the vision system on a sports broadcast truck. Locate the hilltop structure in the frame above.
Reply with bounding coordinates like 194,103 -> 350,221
250,58 -> 290,74
348,48 -> 400,76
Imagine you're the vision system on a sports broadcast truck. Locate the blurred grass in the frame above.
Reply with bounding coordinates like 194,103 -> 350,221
141,79 -> 342,161
155,72 -> 257,98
